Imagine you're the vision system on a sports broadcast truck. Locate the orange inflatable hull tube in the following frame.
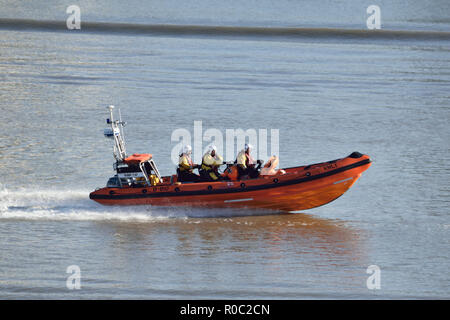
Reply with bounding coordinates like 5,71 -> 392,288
90,152 -> 372,212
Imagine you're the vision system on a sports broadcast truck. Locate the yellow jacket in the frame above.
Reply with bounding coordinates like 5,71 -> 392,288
179,154 -> 194,172
236,150 -> 248,169
202,153 -> 223,171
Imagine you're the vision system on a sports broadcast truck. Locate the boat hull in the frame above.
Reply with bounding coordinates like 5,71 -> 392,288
90,153 -> 371,212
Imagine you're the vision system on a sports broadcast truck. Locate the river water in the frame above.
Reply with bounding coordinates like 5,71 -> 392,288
0,0 -> 449,299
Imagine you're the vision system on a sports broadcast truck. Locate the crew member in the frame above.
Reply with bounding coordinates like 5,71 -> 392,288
260,155 -> 286,175
200,145 -> 224,181
178,145 -> 200,182
236,143 -> 262,179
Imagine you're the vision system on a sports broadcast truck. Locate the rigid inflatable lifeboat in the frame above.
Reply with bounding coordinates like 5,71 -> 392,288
89,106 -> 371,212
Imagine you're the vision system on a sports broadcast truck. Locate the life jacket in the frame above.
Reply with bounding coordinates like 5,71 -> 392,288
236,150 -> 254,168
178,153 -> 194,172
201,153 -> 223,172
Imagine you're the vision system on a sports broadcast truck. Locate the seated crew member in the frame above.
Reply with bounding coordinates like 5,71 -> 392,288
177,145 -> 200,182
236,143 -> 262,179
260,155 -> 286,176
199,145 -> 224,181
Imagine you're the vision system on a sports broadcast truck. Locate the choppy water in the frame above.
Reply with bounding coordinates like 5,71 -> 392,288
0,0 -> 449,299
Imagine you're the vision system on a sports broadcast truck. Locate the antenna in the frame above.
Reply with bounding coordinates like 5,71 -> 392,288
104,105 -> 127,161
118,107 -> 126,145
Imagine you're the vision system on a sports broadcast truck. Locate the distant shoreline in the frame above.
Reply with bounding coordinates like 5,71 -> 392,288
1,18 -> 450,41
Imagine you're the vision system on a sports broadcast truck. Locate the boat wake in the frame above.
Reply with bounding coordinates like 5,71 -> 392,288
0,187 -> 278,221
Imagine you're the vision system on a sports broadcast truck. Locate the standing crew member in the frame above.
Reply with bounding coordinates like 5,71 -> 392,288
178,145 -> 200,182
236,143 -> 262,179
200,145 -> 223,181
